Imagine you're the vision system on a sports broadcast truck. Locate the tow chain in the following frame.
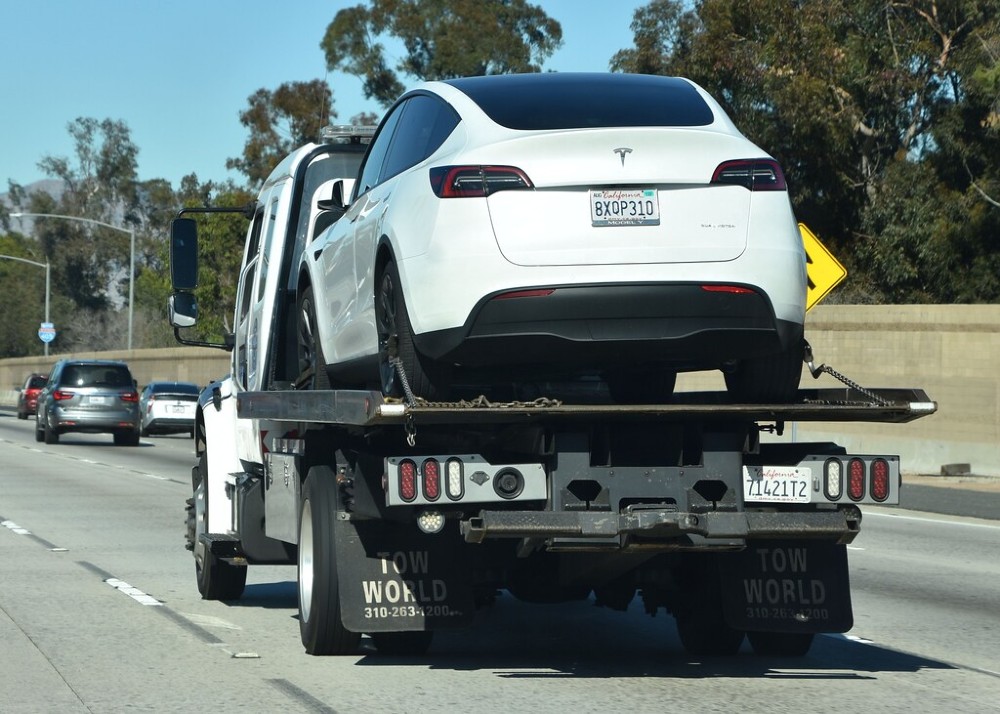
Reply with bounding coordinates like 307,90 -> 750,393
803,340 -> 890,406
388,356 -> 563,446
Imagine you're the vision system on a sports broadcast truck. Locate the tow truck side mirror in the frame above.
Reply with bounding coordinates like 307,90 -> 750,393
169,292 -> 198,328
170,218 -> 199,291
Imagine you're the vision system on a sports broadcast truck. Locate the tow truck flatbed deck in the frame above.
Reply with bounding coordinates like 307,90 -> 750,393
237,387 -> 936,426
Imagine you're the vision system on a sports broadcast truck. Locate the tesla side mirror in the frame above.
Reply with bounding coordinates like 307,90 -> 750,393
169,292 -> 198,328
170,218 -> 199,291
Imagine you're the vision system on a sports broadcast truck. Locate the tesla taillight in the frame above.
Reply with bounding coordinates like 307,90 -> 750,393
711,159 -> 787,191
429,165 -> 534,197
53,390 -> 74,401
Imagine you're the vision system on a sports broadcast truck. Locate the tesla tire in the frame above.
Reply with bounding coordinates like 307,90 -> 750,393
376,261 -> 450,400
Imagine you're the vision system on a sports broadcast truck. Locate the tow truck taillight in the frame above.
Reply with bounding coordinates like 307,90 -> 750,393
446,458 -> 464,500
399,459 -> 417,502
711,159 -> 787,191
848,458 -> 866,501
824,458 -> 843,500
429,165 -> 533,197
870,458 -> 890,501
422,459 -> 441,501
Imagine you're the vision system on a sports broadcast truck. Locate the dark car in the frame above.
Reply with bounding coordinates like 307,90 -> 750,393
35,359 -> 141,446
139,381 -> 199,437
16,372 -> 48,419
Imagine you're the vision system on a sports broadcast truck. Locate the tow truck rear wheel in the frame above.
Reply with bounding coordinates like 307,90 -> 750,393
298,465 -> 361,655
371,630 -> 434,656
191,452 -> 247,600
747,631 -> 814,657
675,611 -> 745,656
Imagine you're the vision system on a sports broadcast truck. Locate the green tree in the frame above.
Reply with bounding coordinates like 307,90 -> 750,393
322,0 -> 563,107
227,80 -> 335,186
612,0 -> 1000,302
0,232 -> 52,357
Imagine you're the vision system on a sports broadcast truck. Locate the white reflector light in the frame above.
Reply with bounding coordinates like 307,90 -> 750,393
417,510 -> 445,534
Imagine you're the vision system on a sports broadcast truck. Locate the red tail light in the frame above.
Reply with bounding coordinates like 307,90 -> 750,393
848,458 -> 865,501
399,459 -> 417,502
422,459 -> 441,501
870,459 -> 890,502
711,159 -> 787,191
429,165 -> 533,197
53,390 -> 75,401
701,285 -> 756,294
120,392 -> 139,403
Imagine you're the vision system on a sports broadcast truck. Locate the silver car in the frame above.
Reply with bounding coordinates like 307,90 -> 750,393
35,360 -> 141,446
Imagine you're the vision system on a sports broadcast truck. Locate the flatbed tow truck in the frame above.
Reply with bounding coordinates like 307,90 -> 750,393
170,127 -> 936,657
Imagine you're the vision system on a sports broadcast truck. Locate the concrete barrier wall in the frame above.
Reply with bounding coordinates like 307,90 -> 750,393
3,305 -> 998,475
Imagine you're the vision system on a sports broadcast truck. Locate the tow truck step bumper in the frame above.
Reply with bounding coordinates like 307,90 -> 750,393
460,508 -> 862,545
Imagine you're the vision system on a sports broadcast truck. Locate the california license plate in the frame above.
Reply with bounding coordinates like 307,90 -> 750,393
590,188 -> 659,226
87,396 -> 108,405
743,466 -> 813,503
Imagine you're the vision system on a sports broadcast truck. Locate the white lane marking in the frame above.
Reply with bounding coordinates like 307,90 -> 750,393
864,510 -> 1000,530
183,613 -> 243,631
105,578 -> 163,606
1,520 -> 31,535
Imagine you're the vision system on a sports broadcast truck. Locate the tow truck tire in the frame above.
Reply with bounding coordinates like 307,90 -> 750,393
747,631 -> 814,657
298,465 -> 360,655
724,330 -> 804,403
675,612 -> 745,656
192,453 -> 247,600
371,630 -> 434,656
296,286 -> 331,390
376,260 -> 449,400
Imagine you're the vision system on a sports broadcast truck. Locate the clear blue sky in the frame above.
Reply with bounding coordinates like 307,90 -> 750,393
1,0 -> 648,190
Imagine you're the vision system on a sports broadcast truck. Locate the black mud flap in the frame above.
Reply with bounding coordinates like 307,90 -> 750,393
335,519 -> 475,633
719,540 -> 853,633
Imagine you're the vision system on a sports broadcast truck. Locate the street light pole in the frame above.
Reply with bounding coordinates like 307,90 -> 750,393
10,212 -> 135,350
0,253 -> 51,356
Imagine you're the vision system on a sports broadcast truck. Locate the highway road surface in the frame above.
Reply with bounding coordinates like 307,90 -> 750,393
1,410 -> 998,713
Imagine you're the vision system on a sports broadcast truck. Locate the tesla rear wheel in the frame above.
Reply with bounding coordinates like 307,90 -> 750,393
724,330 -> 804,403
193,452 -> 247,600
298,465 -> 360,655
296,286 -> 331,390
376,261 -> 450,400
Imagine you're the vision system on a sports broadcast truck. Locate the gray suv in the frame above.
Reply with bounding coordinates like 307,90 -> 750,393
35,360 -> 141,446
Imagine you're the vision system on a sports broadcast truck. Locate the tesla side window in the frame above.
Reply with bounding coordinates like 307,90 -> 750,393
380,94 -> 459,181
355,103 -> 405,197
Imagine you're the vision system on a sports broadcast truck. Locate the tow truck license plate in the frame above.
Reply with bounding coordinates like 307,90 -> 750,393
743,466 -> 812,503
590,188 -> 659,226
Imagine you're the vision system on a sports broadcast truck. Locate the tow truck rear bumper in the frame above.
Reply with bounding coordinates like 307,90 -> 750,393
460,506 -> 862,546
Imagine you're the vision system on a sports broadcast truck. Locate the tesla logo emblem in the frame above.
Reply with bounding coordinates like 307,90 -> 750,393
614,147 -> 632,166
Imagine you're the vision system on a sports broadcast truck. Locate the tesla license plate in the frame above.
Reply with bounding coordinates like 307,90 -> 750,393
743,466 -> 813,503
590,188 -> 659,226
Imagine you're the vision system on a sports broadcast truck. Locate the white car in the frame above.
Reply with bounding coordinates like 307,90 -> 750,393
298,73 -> 807,403
139,381 -> 199,437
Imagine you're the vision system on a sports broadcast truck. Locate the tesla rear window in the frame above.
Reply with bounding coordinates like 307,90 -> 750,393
446,73 -> 715,130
